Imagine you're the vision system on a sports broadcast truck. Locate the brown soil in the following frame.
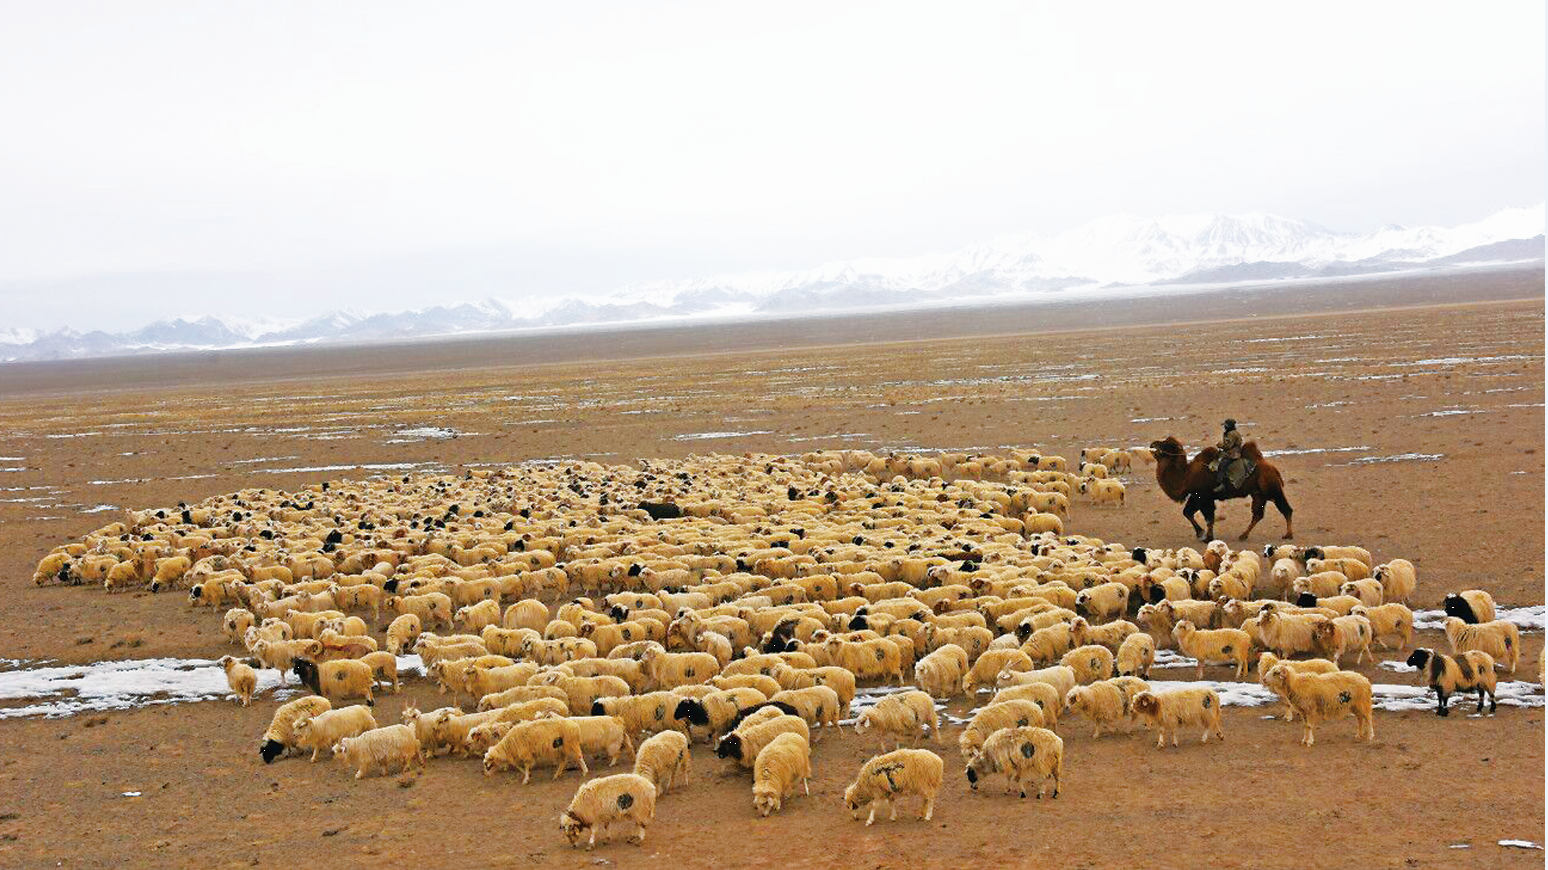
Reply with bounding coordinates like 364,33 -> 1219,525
0,271 -> 1542,869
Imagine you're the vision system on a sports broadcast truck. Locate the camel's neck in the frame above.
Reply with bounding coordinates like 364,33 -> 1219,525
1155,455 -> 1191,501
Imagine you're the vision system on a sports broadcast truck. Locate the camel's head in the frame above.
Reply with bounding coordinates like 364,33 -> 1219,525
1149,437 -> 1185,459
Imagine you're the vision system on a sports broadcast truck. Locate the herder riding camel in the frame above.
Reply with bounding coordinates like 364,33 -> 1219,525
1148,436 -> 1294,541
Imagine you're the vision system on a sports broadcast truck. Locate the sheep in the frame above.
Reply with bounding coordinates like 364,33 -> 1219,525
1077,478 -> 1125,507
462,700 -> 573,755
455,598 -> 502,633
1255,653 -> 1337,720
1292,572 -> 1346,599
1312,615 -> 1373,667
1370,559 -> 1416,604
1294,592 -> 1361,617
1073,582 -> 1128,622
292,658 -> 375,706
464,662 -> 543,700
990,682 -> 1062,727
639,647 -> 720,691
958,699 -> 1044,758
558,714 -> 636,767
714,714 -> 810,769
1059,645 -> 1116,685
592,691 -> 689,739
996,664 -> 1077,701
1443,590 -> 1497,625
217,655 -> 257,706
821,637 -> 905,685
478,684 -> 570,711
1130,688 -> 1223,748
384,613 -> 422,655
752,731 -> 812,816
1305,557 -> 1370,582
1338,579 -> 1385,607
1300,545 -> 1373,569
769,663 -> 857,713
559,773 -> 658,849
964,725 -> 1063,799
293,705 -> 378,762
317,628 -> 378,661
1405,648 -> 1498,716
222,608 -> 256,646
483,717 -> 588,782
632,730 -> 692,796
1349,603 -> 1413,651
843,748 -> 943,826
1260,665 -> 1374,746
1069,616 -> 1139,654
1018,623 -> 1076,665
963,648 -> 1033,694
1063,677 -> 1148,738
503,598 -> 550,631
709,673 -> 783,697
387,592 -> 453,630
259,696 -> 332,763
1257,608 -> 1328,658
1167,620 -> 1250,679
1115,632 -> 1155,679
768,686 -> 843,740
1267,558 -> 1301,599
673,688 -> 769,740
853,690 -> 939,749
536,673 -> 633,716
332,723 -> 424,779
1444,617 -> 1520,674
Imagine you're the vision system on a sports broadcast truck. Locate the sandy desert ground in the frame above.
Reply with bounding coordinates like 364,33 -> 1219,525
0,268 -> 1542,869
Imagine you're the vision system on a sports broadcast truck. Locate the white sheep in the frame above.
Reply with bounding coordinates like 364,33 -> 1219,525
843,748 -> 944,826
632,730 -> 692,796
483,717 -> 588,782
559,773 -> 658,849
769,686 -> 842,740
1312,615 -> 1373,667
217,655 -> 257,706
996,664 -> 1077,701
294,705 -> 378,762
333,723 -> 425,779
1349,603 -> 1413,651
1059,645 -> 1116,685
1371,559 -> 1416,604
1444,617 -> 1520,674
1260,665 -> 1374,746
958,699 -> 1044,758
964,725 -> 1063,799
1115,632 -> 1155,679
853,690 -> 939,749
1130,688 -> 1223,748
990,682 -> 1062,728
752,731 -> 812,816
1064,679 -> 1147,738
963,648 -> 1034,693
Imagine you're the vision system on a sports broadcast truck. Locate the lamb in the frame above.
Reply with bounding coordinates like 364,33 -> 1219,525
1059,645 -> 1116,685
769,686 -> 843,740
1257,608 -> 1328,658
1444,617 -> 1520,674
332,723 -> 424,779
259,696 -> 332,763
559,773 -> 658,849
1130,688 -> 1223,748
483,716 -> 588,782
217,655 -> 257,706
963,648 -> 1034,693
964,725 -> 1063,799
1074,582 -> 1129,622
293,705 -> 378,762
752,731 -> 812,816
714,714 -> 810,769
632,730 -> 692,796
1115,632 -> 1155,679
958,699 -> 1044,758
853,690 -> 939,749
292,658 -> 375,705
1259,665 -> 1373,746
1311,615 -> 1373,666
384,613 -> 422,655
1349,603 -> 1413,651
843,748 -> 943,826
1442,590 -> 1497,625
1404,647 -> 1498,716
1256,653 -> 1338,721
1170,620 -> 1252,679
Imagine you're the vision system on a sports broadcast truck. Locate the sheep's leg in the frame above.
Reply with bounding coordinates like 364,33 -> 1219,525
864,805 -> 878,827
1433,687 -> 1449,717
1240,495 -> 1267,541
922,794 -> 935,821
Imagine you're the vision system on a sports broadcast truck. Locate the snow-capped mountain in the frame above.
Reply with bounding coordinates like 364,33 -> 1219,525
2,205 -> 1541,364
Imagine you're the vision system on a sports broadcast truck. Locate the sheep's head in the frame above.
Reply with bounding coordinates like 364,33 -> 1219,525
1404,648 -> 1433,669
1130,692 -> 1159,716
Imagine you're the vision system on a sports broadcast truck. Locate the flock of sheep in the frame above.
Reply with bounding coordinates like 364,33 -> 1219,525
31,446 -> 1523,848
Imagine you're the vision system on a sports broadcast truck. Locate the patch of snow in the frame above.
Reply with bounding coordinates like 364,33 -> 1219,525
673,430 -> 774,441
1498,840 -> 1544,850
1345,453 -> 1444,464
385,426 -> 462,443
1413,605 -> 1543,632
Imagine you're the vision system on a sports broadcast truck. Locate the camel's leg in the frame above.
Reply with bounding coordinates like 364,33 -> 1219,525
1271,491 -> 1294,539
1182,495 -> 1206,539
1200,499 -> 1217,542
1239,494 -> 1267,541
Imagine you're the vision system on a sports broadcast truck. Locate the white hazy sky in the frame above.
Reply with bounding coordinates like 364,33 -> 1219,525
0,1 -> 1543,332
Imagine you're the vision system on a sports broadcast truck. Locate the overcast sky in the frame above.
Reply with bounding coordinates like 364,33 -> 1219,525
0,2 -> 1542,332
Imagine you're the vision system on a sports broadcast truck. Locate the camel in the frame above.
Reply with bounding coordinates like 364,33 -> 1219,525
1148,436 -> 1293,541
